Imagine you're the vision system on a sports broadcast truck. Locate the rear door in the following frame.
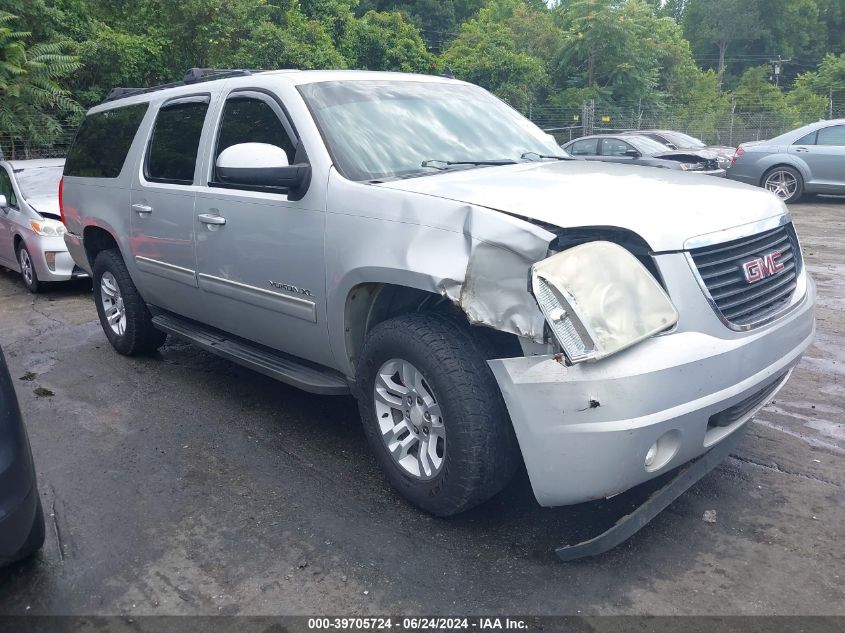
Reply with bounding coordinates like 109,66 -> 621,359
193,89 -> 331,366
129,95 -> 211,320
806,124 -> 845,189
599,137 -> 641,165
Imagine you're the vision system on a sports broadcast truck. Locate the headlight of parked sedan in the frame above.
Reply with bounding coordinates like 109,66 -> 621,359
530,241 -> 678,363
678,162 -> 705,171
29,219 -> 66,237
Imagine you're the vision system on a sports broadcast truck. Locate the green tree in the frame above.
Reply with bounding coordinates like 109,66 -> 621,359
234,12 -> 347,70
0,12 -> 81,158
340,11 -> 435,73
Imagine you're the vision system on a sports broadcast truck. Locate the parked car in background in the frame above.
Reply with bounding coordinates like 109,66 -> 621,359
620,129 -> 735,169
727,119 -> 845,203
0,159 -> 88,292
0,345 -> 45,566
562,134 -> 726,176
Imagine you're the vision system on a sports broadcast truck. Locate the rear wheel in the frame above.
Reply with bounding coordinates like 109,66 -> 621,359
17,243 -> 41,293
763,166 -> 803,203
92,249 -> 166,355
357,313 -> 519,516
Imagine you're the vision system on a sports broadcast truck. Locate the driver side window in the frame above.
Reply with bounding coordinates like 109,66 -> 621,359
0,168 -> 17,207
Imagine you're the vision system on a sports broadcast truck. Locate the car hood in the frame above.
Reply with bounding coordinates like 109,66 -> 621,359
26,196 -> 59,217
377,160 -> 786,252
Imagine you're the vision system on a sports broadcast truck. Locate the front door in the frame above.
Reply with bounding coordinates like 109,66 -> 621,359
194,90 -> 331,367
0,167 -> 19,267
129,95 -> 211,321
806,124 -> 845,188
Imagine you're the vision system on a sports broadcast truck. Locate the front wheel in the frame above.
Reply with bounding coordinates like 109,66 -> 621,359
92,249 -> 166,356
763,166 -> 803,203
357,313 -> 519,516
17,243 -> 41,293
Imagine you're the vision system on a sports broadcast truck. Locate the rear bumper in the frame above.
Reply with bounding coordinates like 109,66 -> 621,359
64,230 -> 91,275
488,276 -> 815,507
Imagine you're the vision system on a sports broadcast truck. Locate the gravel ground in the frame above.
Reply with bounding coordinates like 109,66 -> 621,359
0,199 -> 842,616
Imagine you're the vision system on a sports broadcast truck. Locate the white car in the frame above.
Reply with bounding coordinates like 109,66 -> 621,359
0,159 -> 87,292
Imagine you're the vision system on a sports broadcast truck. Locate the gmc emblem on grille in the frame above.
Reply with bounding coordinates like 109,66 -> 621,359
742,251 -> 785,283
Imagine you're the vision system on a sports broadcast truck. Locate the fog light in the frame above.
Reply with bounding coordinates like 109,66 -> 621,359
644,442 -> 658,468
45,251 -> 57,271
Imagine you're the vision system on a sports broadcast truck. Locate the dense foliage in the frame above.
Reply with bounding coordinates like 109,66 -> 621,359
1,0 -> 844,152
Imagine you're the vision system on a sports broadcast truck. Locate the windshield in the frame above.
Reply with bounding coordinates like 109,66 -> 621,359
298,80 -> 563,181
15,165 -> 63,200
664,131 -> 706,148
626,136 -> 676,155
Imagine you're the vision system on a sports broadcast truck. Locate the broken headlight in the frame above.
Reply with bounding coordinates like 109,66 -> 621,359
530,241 -> 678,363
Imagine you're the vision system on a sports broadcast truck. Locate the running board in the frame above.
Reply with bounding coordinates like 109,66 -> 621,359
152,313 -> 350,396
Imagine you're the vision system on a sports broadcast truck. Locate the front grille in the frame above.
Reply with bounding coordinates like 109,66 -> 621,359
689,223 -> 801,327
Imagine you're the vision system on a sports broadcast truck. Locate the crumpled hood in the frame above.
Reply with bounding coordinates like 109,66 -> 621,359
26,195 -> 60,217
378,160 -> 786,251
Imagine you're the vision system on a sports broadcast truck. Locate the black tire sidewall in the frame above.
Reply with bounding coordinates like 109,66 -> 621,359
357,314 -> 517,516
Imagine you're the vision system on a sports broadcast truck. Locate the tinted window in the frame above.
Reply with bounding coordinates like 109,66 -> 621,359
601,138 -> 636,157
0,168 -> 17,207
215,97 -> 295,166
146,99 -> 209,184
817,125 -> 845,146
794,131 -> 817,145
567,138 -> 598,155
64,104 -> 148,178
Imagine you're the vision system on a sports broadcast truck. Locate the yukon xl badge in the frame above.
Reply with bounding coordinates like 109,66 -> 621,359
269,280 -> 313,297
742,251 -> 785,283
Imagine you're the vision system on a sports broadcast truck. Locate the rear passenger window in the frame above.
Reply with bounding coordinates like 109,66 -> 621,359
794,131 -> 817,145
64,103 -> 148,178
567,138 -> 598,156
146,98 -> 210,184
215,97 -> 296,165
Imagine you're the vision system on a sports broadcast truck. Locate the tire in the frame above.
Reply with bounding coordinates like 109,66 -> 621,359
357,312 -> 519,516
92,249 -> 166,355
12,498 -> 45,563
762,166 -> 804,203
17,243 -> 41,293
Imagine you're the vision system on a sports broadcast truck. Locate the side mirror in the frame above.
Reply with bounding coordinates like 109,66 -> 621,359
623,149 -> 641,158
0,194 -> 7,210
216,142 -> 311,196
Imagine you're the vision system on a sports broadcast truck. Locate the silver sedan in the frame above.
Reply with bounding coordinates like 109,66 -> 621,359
727,119 -> 845,203
0,159 -> 87,292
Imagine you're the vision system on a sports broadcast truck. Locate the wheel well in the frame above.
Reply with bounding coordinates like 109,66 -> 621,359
343,283 -> 522,374
13,234 -> 23,252
83,226 -> 119,268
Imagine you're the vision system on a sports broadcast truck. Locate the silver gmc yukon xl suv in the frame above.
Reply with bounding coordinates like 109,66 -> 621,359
61,69 -> 815,535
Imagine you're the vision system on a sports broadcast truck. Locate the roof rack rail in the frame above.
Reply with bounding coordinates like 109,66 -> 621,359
103,68 -> 259,103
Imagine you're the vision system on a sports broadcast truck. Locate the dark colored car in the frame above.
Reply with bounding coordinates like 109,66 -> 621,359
0,345 -> 44,566
562,134 -> 726,176
620,129 -> 735,169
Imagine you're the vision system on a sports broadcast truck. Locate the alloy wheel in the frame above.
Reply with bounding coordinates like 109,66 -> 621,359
18,248 -> 33,287
100,271 -> 127,336
764,170 -> 798,200
373,358 -> 445,480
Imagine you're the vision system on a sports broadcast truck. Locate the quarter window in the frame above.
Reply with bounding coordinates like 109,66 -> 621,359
816,125 -> 845,146
214,97 -> 296,168
64,103 -> 148,178
146,98 -> 210,184
794,131 -> 817,145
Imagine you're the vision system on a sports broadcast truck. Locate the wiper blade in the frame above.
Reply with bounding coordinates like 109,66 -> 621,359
520,151 -> 573,161
420,158 -> 518,170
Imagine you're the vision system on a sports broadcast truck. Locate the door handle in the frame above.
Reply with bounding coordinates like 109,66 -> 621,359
198,213 -> 226,226
132,203 -> 153,215
795,147 -> 809,153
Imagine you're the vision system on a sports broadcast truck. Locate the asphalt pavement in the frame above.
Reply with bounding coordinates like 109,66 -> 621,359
0,199 -> 842,616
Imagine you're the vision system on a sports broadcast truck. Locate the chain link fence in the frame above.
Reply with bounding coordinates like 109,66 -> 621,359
0,124 -> 77,161
529,91 -> 845,147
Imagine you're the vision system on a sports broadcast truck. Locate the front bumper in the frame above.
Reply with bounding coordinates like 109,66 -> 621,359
489,276 -> 815,508
25,233 -> 87,282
